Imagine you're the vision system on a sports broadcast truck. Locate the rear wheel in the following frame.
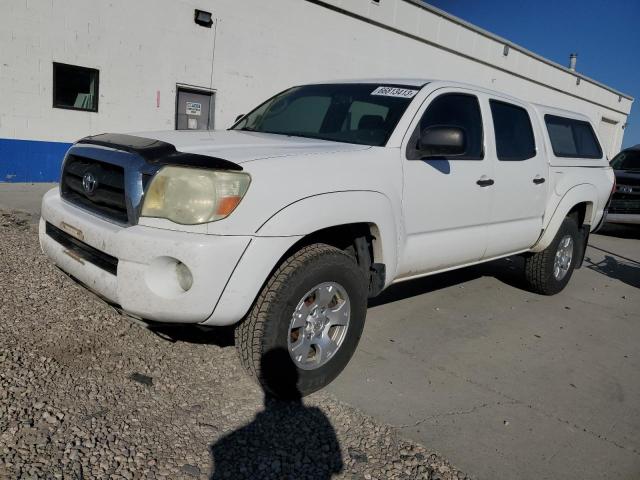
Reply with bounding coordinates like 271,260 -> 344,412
234,243 -> 368,398
524,216 -> 580,295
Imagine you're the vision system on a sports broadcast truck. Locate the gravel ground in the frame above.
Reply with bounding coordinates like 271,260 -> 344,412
0,210 -> 469,480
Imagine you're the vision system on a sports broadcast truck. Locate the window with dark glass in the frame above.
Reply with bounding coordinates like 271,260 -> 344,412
408,93 -> 484,160
53,63 -> 99,112
544,115 -> 602,159
610,150 -> 640,170
232,83 -> 417,147
489,100 -> 536,161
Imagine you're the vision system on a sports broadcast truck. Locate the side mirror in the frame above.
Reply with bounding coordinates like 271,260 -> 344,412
417,126 -> 466,158
235,114 -> 244,123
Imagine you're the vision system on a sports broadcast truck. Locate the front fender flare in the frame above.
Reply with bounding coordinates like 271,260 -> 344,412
256,190 -> 399,278
202,191 -> 399,326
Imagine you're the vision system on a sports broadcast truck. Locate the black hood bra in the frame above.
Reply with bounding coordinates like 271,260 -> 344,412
77,133 -> 243,171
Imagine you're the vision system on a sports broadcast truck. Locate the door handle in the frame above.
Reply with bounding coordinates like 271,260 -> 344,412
476,178 -> 495,187
533,177 -> 546,184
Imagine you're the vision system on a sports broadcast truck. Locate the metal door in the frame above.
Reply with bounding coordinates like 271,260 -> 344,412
398,87 -> 493,277
176,88 -> 214,130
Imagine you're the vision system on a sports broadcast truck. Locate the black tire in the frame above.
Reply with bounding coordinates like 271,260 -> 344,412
234,243 -> 368,398
524,215 -> 580,295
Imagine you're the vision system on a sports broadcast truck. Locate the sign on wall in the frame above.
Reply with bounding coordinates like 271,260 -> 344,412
186,102 -> 202,116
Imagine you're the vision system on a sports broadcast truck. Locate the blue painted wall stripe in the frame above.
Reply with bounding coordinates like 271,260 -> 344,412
0,138 -> 72,183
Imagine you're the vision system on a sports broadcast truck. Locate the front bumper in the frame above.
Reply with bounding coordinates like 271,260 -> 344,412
39,188 -> 251,323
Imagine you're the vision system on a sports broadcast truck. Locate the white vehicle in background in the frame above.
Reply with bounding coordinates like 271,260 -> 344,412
40,79 -> 615,397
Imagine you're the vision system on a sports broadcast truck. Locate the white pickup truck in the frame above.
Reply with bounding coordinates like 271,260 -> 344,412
40,79 -> 615,397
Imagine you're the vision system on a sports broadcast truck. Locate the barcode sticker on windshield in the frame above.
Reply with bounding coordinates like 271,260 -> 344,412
371,86 -> 418,98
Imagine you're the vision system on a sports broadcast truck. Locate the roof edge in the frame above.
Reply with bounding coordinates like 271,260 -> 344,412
402,0 -> 633,101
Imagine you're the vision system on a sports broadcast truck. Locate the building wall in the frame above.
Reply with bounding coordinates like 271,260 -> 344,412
1,0 -> 215,181
0,0 -> 633,182
308,0 -> 633,156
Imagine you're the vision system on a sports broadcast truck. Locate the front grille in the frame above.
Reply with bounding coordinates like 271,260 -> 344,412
60,155 -> 128,223
46,222 -> 118,275
609,194 -> 640,215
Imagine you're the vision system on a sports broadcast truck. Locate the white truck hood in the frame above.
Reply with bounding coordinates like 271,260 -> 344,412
132,130 -> 370,164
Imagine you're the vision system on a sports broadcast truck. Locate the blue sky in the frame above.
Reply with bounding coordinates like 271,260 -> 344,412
426,0 -> 639,149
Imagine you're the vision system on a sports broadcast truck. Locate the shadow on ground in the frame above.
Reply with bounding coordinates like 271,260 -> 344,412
584,254 -> 640,289
208,348 -> 343,479
370,256 -> 527,307
597,223 -> 640,240
146,324 -> 235,347
143,329 -> 344,477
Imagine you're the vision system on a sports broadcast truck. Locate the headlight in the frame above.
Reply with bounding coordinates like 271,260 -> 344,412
141,166 -> 251,225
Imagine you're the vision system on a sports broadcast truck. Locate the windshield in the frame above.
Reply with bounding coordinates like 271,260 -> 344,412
610,150 -> 640,171
231,83 -> 420,146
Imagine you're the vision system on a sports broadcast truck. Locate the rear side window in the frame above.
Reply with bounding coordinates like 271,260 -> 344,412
489,100 -> 536,161
544,115 -> 602,159
408,93 -> 484,160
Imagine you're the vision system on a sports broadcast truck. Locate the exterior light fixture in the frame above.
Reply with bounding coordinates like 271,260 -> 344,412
194,9 -> 213,28
503,45 -> 509,56
576,77 -> 581,86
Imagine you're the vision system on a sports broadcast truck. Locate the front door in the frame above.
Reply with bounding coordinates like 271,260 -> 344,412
176,87 -> 214,130
398,88 -> 493,278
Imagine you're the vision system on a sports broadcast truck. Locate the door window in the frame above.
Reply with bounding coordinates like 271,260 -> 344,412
408,93 -> 484,160
489,100 -> 536,161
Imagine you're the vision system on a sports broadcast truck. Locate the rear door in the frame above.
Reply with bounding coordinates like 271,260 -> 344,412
484,97 -> 548,257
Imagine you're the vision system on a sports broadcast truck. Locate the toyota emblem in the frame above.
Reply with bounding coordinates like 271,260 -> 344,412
82,172 -> 98,195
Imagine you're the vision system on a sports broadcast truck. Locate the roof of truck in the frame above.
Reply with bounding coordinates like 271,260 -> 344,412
311,78 -> 431,87
312,79 -> 594,121
309,77 -> 588,119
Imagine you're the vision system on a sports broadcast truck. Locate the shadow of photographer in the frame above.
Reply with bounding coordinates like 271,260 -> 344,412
209,348 -> 343,479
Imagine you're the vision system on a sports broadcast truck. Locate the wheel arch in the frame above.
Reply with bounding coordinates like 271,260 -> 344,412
203,191 -> 398,326
255,190 -> 398,276
531,184 -> 596,253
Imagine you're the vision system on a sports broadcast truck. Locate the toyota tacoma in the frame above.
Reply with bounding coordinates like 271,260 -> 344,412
40,80 -> 615,397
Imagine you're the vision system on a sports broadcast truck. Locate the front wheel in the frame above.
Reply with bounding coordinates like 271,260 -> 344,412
524,216 -> 580,295
234,243 -> 368,398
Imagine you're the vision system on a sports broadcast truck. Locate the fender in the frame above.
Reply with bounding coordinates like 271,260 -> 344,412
202,191 -> 399,326
256,190 -> 399,279
531,183 -> 596,253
